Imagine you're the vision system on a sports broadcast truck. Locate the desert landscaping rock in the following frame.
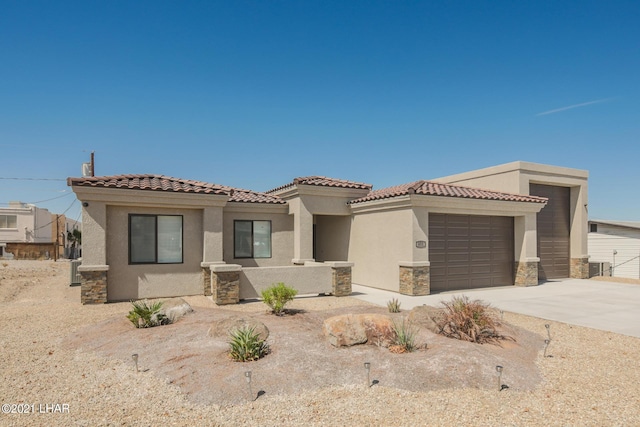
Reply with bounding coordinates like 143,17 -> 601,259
159,297 -> 194,323
208,315 -> 270,340
407,304 -> 445,333
323,313 -> 395,347
2,260 -> 640,426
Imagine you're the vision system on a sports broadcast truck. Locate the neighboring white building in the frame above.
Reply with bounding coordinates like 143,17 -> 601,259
0,201 -> 53,243
588,220 -> 640,279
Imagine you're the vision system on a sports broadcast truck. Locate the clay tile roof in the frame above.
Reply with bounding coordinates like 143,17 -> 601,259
267,176 -> 372,193
67,174 -> 285,204
349,180 -> 548,204
228,188 -> 285,204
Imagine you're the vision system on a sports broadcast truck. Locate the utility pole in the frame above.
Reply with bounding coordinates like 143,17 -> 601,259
54,215 -> 59,261
90,151 -> 95,176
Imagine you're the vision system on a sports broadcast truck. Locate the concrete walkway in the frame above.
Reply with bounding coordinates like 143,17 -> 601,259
351,279 -> 640,338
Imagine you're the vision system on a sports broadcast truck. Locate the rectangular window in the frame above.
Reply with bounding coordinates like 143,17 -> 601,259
589,223 -> 598,233
0,215 -> 17,229
129,214 -> 183,264
234,220 -> 271,258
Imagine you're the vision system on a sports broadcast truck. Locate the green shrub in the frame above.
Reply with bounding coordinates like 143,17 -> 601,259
387,298 -> 401,313
435,295 -> 510,344
390,318 -> 417,353
261,282 -> 298,315
126,300 -> 169,328
228,326 -> 270,362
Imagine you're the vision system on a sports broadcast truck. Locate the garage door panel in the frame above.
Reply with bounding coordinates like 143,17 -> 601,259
531,184 -> 570,279
429,213 -> 514,293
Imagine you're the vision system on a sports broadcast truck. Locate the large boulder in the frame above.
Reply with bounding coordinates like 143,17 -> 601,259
407,305 -> 444,334
323,313 -> 395,347
208,316 -> 270,341
159,297 -> 194,323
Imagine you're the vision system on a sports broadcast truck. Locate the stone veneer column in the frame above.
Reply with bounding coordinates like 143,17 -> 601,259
325,262 -> 353,297
515,257 -> 539,286
398,262 -> 430,296
78,265 -> 109,304
210,264 -> 242,305
201,262 -> 226,296
570,257 -> 590,279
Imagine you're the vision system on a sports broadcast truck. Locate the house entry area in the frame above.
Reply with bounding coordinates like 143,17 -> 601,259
313,215 -> 351,262
429,213 -> 515,293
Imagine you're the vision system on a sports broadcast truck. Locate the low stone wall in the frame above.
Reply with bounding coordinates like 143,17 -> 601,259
3,242 -> 55,260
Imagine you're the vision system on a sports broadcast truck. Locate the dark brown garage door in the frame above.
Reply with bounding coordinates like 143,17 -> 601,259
429,214 -> 514,293
530,184 -> 570,280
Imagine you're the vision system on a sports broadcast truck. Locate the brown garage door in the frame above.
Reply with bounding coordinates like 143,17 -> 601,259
429,213 -> 514,293
530,184 -> 570,280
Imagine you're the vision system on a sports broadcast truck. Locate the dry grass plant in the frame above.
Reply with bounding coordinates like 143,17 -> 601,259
436,295 -> 512,344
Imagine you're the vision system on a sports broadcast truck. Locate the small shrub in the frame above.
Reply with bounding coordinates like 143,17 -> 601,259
229,326 -> 270,362
436,295 -> 510,344
126,300 -> 169,328
261,282 -> 298,315
389,318 -> 418,353
387,298 -> 401,313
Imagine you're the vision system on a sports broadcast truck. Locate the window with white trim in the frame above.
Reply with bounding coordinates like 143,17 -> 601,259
0,215 -> 17,229
234,220 -> 271,258
129,214 -> 183,264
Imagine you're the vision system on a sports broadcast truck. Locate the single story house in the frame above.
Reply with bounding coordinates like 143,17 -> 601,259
68,161 -> 589,304
588,220 -> 640,279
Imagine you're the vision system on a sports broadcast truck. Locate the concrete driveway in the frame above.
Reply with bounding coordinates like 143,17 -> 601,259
352,279 -> 640,338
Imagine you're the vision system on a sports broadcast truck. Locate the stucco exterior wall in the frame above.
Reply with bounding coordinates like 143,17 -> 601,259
314,215 -> 351,262
239,264 -> 333,299
350,208 -> 413,291
222,205 -> 294,267
106,206 -> 204,301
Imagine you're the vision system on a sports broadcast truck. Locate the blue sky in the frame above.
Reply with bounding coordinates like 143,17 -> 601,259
1,1 -> 639,222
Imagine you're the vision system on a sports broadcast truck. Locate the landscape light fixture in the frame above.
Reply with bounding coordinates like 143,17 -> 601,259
496,365 -> 503,391
544,339 -> 551,358
132,353 -> 139,372
545,324 -> 551,341
245,371 -> 253,401
364,362 -> 371,388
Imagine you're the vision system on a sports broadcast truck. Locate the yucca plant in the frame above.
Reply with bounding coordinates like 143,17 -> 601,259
387,298 -> 401,313
261,282 -> 298,316
126,300 -> 169,328
436,295 -> 510,344
228,326 -> 270,362
389,318 -> 418,353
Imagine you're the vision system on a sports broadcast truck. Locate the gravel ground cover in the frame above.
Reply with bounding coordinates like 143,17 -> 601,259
1,260 -> 640,426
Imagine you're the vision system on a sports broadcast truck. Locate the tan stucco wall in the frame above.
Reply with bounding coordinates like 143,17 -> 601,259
106,206 -> 204,301
350,207 -> 413,291
314,215 -> 351,262
239,264 -> 332,299
222,204 -> 294,267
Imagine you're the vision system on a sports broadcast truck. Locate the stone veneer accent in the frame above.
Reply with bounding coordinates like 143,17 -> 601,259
399,263 -> 430,296
211,267 -> 240,305
331,266 -> 352,297
570,257 -> 590,279
80,270 -> 108,305
515,260 -> 539,286
202,267 -> 212,296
